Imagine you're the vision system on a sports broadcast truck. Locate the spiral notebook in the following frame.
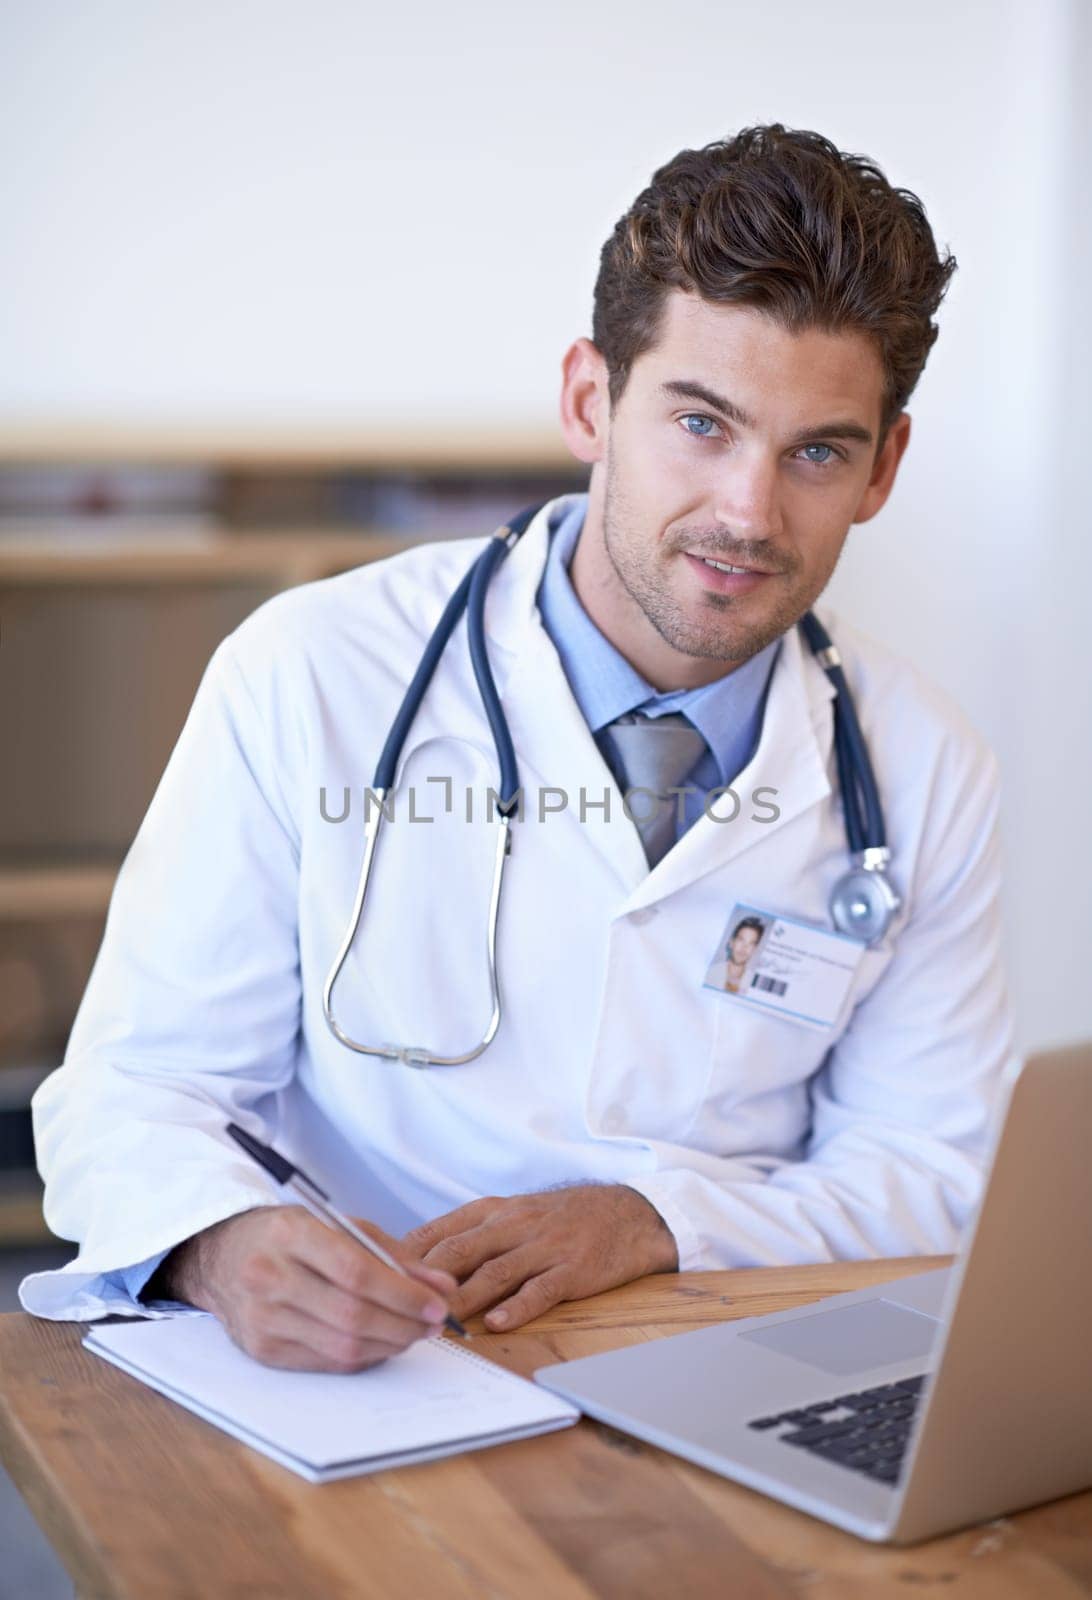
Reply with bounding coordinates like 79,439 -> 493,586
84,1313 -> 580,1482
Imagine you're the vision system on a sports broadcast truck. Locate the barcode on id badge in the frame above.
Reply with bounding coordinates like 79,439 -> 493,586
751,973 -> 788,996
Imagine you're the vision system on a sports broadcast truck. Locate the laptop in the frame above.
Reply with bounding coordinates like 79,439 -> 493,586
535,1042 -> 1092,1544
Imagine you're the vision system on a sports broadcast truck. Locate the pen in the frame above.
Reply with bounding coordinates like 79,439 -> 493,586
225,1122 -> 469,1340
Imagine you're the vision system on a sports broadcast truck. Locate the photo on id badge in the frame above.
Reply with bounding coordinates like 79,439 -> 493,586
703,902 -> 867,1031
706,911 -> 769,995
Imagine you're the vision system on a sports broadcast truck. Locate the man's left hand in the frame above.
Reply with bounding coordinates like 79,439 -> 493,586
401,1184 -> 678,1332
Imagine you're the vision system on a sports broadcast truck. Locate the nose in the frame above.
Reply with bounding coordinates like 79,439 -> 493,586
711,449 -> 784,544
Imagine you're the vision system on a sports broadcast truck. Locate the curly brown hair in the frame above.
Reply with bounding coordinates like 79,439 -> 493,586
592,124 -> 957,453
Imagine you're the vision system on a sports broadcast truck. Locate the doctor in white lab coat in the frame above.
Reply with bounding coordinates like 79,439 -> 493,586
22,137 -> 1015,1372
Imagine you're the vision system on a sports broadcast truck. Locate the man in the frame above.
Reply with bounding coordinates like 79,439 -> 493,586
23,124 -> 1015,1375
710,916 -> 766,994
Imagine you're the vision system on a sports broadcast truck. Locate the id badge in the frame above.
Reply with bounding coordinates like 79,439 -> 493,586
703,901 -> 866,1031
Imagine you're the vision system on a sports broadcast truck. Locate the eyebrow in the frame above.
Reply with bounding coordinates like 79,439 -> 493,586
658,380 -> 875,448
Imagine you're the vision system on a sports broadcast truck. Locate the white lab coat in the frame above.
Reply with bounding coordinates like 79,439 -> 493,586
21,494 -> 1016,1320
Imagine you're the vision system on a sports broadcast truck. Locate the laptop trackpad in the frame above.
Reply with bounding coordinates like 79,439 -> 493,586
738,1297 -> 940,1376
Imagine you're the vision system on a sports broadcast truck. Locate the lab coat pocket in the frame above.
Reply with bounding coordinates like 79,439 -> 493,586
688,993 -> 829,1159
689,935 -> 898,1159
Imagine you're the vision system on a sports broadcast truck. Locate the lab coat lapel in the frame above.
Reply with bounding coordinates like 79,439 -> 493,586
383,501 -> 575,781
484,498 -> 650,893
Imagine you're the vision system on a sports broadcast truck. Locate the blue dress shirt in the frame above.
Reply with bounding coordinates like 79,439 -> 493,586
536,495 -> 781,844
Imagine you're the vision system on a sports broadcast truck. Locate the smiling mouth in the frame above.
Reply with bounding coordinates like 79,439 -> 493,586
685,551 -> 777,576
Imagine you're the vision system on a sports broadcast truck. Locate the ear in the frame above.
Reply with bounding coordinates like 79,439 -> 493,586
852,412 -> 912,524
559,337 -> 610,465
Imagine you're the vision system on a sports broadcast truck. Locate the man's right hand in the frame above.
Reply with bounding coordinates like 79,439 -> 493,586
149,1206 -> 457,1373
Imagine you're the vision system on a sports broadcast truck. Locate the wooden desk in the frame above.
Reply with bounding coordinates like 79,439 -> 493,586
1,1256 -> 1089,1599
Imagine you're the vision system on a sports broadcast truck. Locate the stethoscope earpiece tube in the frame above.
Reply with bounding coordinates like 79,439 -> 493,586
799,611 -> 887,853
374,503 -> 541,802
464,503 -> 542,813
467,536 -> 521,812
833,705 -> 866,855
372,562 -> 478,792
828,664 -> 887,849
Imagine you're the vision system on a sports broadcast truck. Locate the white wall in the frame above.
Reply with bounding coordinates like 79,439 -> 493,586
2,0 -> 1088,1049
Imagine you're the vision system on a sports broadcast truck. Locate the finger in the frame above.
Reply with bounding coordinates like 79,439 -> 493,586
277,1211 -> 452,1323
248,1302 -> 420,1373
483,1267 -> 568,1332
348,1216 -> 458,1294
420,1217 -> 526,1280
402,1197 -> 504,1256
233,1334 -> 337,1373
291,1260 -> 448,1345
234,1329 -> 395,1374
346,1216 -> 400,1253
403,1260 -> 459,1295
445,1245 -> 541,1320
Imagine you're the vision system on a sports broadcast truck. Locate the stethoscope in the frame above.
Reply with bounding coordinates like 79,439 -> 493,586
322,502 -> 901,1067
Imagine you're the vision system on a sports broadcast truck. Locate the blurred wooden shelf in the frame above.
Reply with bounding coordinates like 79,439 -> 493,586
1,436 -> 574,1180
0,528 -> 412,586
0,865 -> 117,921
0,421 -> 572,470
0,1181 -> 54,1247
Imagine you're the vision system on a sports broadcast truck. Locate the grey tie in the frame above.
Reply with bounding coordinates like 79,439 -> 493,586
602,711 -> 708,868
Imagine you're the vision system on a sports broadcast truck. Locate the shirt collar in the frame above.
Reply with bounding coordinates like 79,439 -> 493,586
536,494 -> 782,786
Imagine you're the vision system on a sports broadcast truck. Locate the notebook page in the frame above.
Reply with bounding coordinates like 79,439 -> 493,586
84,1314 -> 578,1474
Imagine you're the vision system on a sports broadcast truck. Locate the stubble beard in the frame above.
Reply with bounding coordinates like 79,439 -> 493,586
601,453 -> 823,667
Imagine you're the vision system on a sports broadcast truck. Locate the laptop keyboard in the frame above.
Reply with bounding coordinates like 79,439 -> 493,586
747,1374 -> 928,1486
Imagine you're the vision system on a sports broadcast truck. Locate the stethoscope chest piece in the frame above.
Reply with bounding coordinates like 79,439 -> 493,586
830,854 -> 901,945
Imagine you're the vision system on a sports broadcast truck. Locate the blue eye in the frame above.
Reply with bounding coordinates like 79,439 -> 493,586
800,443 -> 838,466
681,414 -> 718,437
